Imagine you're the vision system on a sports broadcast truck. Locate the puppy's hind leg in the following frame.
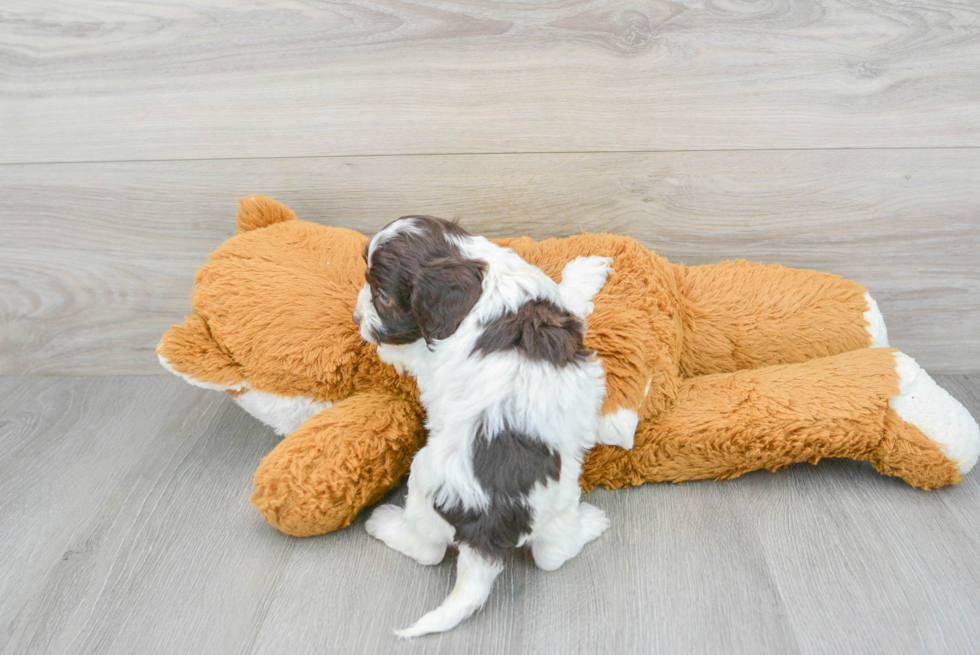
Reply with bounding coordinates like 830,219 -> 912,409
558,256 -> 613,319
531,502 -> 609,571
529,480 -> 609,571
365,482 -> 454,566
530,493 -> 610,571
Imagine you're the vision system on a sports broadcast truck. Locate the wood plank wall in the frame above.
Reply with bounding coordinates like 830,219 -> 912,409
1,1 -> 979,374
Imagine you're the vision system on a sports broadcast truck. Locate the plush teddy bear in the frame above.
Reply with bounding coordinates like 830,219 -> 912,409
158,196 -> 980,537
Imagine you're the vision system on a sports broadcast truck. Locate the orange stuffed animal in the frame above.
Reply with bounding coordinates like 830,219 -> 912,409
158,196 -> 980,537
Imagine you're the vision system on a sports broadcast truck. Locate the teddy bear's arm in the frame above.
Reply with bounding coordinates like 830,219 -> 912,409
675,260 -> 883,377
250,390 -> 425,537
581,347 -> 978,491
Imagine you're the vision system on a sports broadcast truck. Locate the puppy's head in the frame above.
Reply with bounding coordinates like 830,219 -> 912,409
354,216 -> 486,347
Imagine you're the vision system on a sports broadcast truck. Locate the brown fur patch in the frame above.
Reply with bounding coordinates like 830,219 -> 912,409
437,420 -> 561,561
410,257 -> 485,343
474,299 -> 592,367
675,260 -> 872,377
365,215 -> 485,345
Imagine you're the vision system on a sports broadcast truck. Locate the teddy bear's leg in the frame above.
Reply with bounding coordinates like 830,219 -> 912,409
874,352 -> 980,482
250,391 -> 425,537
676,260 -> 884,377
525,455 -> 609,570
365,447 -> 455,565
580,348 -> 979,491
862,291 -> 889,348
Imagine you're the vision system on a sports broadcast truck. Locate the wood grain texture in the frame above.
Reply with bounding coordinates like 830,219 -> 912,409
4,0 -> 979,650
0,377 -> 289,654
742,464 -> 980,655
738,374 -> 980,654
248,483 -> 799,655
2,0 -> 979,163
1,374 -> 979,653
0,377 -> 189,636
2,148 -> 978,375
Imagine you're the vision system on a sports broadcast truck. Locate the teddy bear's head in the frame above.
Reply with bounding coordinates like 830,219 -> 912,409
158,196 -> 415,435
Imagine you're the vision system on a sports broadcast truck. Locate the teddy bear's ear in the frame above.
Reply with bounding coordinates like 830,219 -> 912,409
157,313 -> 246,390
236,195 -> 298,234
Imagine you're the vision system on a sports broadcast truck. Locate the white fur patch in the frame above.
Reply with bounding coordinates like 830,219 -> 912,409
863,292 -> 889,347
559,256 -> 613,319
157,353 -> 247,392
367,217 -> 423,267
526,476 -> 609,571
597,408 -> 638,449
355,282 -> 384,346
233,389 -> 333,437
366,483 -> 454,566
159,353 -> 330,436
890,352 -> 980,474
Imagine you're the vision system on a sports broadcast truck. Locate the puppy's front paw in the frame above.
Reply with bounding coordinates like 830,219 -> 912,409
563,256 -> 613,301
559,256 -> 613,318
376,345 -> 406,375
597,408 -> 638,449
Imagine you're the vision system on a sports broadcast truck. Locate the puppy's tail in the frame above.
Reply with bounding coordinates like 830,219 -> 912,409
395,544 -> 503,638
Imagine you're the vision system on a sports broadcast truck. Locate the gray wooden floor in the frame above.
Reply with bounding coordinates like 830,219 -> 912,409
3,1 -> 980,653
1,374 -> 979,655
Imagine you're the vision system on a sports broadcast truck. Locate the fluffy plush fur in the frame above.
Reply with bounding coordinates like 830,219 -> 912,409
355,216 -> 615,635
157,196 -> 980,540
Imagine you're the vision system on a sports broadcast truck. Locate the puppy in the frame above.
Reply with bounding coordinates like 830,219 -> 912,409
354,216 -> 618,637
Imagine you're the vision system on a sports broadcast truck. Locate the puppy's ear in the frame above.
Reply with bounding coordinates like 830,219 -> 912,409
411,257 -> 485,344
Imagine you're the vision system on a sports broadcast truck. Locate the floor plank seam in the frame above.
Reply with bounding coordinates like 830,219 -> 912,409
3,144 -> 980,168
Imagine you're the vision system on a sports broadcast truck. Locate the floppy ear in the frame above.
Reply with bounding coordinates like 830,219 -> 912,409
411,257 -> 486,344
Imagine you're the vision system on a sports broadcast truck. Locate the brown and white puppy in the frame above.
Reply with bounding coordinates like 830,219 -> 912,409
354,216 -> 616,636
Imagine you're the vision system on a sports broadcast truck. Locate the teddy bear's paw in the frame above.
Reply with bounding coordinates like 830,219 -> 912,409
863,292 -> 890,347
597,408 -> 638,449
890,352 -> 980,474
559,256 -> 614,318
